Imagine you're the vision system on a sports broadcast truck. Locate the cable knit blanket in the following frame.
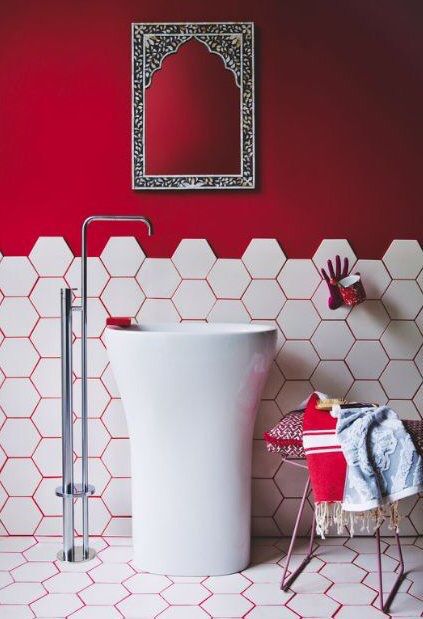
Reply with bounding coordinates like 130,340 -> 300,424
333,404 -> 423,525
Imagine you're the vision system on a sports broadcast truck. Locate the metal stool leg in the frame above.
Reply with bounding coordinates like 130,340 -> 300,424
281,475 -> 315,591
376,526 -> 405,613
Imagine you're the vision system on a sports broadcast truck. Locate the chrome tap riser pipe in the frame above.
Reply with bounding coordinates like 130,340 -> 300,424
80,215 -> 153,557
60,288 -> 75,561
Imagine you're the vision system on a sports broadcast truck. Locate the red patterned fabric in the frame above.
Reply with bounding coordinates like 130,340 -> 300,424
264,410 -> 305,459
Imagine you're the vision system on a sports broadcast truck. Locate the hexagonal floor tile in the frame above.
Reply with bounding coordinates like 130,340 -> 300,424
328,582 -> 377,605
12,560 -> 58,582
116,593 -> 168,618
346,341 -> 388,379
277,259 -> 320,299
29,237 -> 73,276
137,258 -> 181,298
201,593 -> 253,617
242,239 -> 286,278
44,571 -> 92,593
159,607 -> 210,619
320,562 -> 366,583
203,573 -> 249,594
30,592 -> 83,617
79,583 -> 128,605
172,239 -> 216,278
88,562 -> 134,583
0,582 -> 45,605
289,572 -> 332,594
242,280 -> 285,320
162,583 -> 210,605
277,300 -> 320,339
124,573 -> 171,593
287,592 -> 339,617
101,237 -> 145,276
207,259 -> 251,299
244,582 -> 293,604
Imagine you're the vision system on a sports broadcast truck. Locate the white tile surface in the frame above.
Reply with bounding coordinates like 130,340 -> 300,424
0,419 -> 40,457
0,338 -> 39,377
207,259 -> 251,298
382,280 -> 423,319
276,340 -> 319,379
345,340 -> 389,379
243,280 -> 286,319
0,257 -> 38,296
354,259 -> 391,299
30,277 -> 66,317
173,280 -> 215,319
312,239 -> 356,271
277,300 -> 320,339
311,321 -> 354,359
66,257 -> 110,297
30,317 -> 61,356
101,278 -> 145,316
1,458 -> 41,496
383,240 -> 423,279
137,258 -> 181,298
31,357 -> 61,397
347,300 -> 390,339
380,360 -> 421,398
207,299 -> 250,323
0,297 -> 39,337
136,298 -> 181,323
277,259 -> 320,299
242,239 -> 286,278
311,360 -> 354,397
0,378 -> 40,417
380,320 -> 423,359
29,237 -> 73,276
100,237 -> 145,276
172,239 -> 216,278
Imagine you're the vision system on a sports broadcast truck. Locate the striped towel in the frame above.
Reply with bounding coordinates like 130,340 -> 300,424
303,393 -> 347,536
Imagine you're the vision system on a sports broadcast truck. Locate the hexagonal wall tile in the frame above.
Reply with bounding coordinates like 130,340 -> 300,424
275,459 -> 309,498
346,380 -> 387,404
243,280 -> 285,319
173,280 -> 215,319
380,360 -> 421,398
1,458 -> 42,496
312,239 -> 356,271
102,478 -> 131,516
387,399 -> 420,420
72,298 -> 109,338
347,300 -> 390,339
381,320 -> 422,359
31,358 -> 61,397
207,259 -> 251,299
311,321 -> 354,359
102,438 -> 131,477
101,237 -> 145,276
242,239 -> 286,278
276,341 -> 319,379
354,259 -> 391,299
33,438 -> 62,476
30,317 -> 61,357
0,257 -> 38,296
136,299 -> 181,323
0,378 -> 40,417
73,418 -> 110,457
311,281 -> 351,321
30,277 -> 66,317
137,258 -> 181,298
0,297 -> 38,336
276,380 -> 313,413
0,418 -> 40,456
382,280 -> 423,319
73,377 -> 111,418
346,341 -> 389,379
277,300 -> 320,339
261,362 -> 284,399
252,479 -> 282,517
29,237 -> 73,276
101,278 -> 145,316
0,338 -> 39,376
254,400 -> 281,439
0,497 -> 42,534
172,239 -> 216,278
73,338 -> 108,378
275,497 -> 314,537
33,477 -> 62,516
65,257 -> 110,296
74,497 -> 111,536
102,399 -> 128,437
383,240 -> 423,279
208,299 -> 250,323
277,259 -> 320,299
74,457 -> 111,496
311,361 -> 353,397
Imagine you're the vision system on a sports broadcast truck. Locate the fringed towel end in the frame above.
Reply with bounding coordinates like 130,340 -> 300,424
314,501 -> 401,538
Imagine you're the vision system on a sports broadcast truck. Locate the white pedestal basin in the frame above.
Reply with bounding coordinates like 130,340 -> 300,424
105,322 -> 276,575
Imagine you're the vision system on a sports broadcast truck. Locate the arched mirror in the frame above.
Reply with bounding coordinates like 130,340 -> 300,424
132,22 -> 255,190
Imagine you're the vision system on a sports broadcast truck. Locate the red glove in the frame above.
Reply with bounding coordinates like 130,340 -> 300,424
321,255 -> 349,310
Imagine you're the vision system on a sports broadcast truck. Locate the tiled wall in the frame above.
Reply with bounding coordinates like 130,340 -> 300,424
0,238 -> 422,537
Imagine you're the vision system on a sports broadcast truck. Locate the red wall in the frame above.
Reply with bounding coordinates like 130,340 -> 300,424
0,0 -> 422,258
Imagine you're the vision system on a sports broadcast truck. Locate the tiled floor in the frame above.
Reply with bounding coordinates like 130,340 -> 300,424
0,536 -> 421,618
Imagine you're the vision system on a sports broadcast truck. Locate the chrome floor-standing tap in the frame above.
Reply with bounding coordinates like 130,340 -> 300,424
57,215 -> 153,562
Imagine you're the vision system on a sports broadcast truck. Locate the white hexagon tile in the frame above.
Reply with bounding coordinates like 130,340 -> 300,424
0,236 -> 422,560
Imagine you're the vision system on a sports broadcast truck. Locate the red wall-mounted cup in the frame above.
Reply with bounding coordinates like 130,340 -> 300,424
338,274 -> 366,306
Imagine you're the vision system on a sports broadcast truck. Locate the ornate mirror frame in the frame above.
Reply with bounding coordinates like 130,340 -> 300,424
132,22 -> 255,190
